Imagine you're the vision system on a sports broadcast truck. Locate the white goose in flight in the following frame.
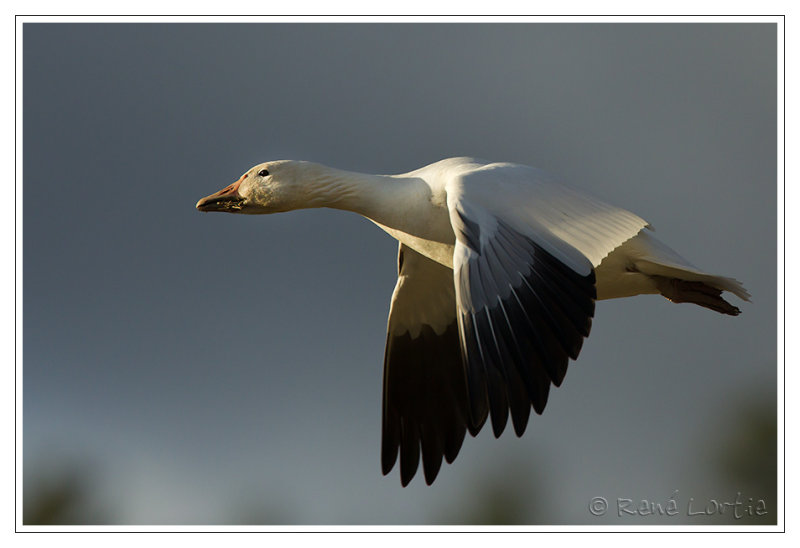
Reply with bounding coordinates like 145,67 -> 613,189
196,157 -> 749,486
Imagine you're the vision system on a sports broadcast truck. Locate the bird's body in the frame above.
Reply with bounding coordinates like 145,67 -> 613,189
196,157 -> 749,486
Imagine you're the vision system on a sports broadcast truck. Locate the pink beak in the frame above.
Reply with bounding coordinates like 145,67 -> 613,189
195,174 -> 247,212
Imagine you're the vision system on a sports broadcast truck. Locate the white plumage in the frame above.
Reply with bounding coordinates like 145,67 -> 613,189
196,157 -> 749,486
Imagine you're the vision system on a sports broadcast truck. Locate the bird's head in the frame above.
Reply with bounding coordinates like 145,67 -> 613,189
195,160 -> 313,214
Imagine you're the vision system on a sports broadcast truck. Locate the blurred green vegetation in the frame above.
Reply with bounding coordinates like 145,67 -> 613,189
435,454 -> 553,525
22,392 -> 778,525
706,395 -> 777,525
23,463 -> 111,525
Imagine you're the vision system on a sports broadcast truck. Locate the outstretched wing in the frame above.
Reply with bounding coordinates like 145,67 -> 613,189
381,244 -> 470,486
446,162 -> 649,437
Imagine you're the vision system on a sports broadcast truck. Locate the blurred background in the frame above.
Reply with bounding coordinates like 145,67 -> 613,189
22,22 -> 777,525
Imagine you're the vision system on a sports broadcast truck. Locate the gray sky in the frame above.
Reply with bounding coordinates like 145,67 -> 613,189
23,23 -> 777,525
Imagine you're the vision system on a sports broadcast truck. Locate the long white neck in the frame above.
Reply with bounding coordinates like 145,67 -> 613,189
291,162 -> 433,234
279,161 -> 456,267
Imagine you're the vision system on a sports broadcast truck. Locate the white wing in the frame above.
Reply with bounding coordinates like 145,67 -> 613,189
445,163 -> 649,436
448,162 -> 649,276
381,244 -> 470,486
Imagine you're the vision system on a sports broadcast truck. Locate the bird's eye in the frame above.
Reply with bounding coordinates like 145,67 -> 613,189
258,169 -> 270,177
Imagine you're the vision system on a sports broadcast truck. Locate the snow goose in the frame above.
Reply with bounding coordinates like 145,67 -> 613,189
196,157 -> 749,486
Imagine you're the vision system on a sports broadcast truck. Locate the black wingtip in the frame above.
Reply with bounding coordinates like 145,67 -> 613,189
400,459 -> 418,487
444,427 -> 466,464
383,318 -> 470,487
381,455 -> 396,477
512,411 -> 529,437
456,222 -> 599,449
467,415 -> 485,437
423,461 -> 442,486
